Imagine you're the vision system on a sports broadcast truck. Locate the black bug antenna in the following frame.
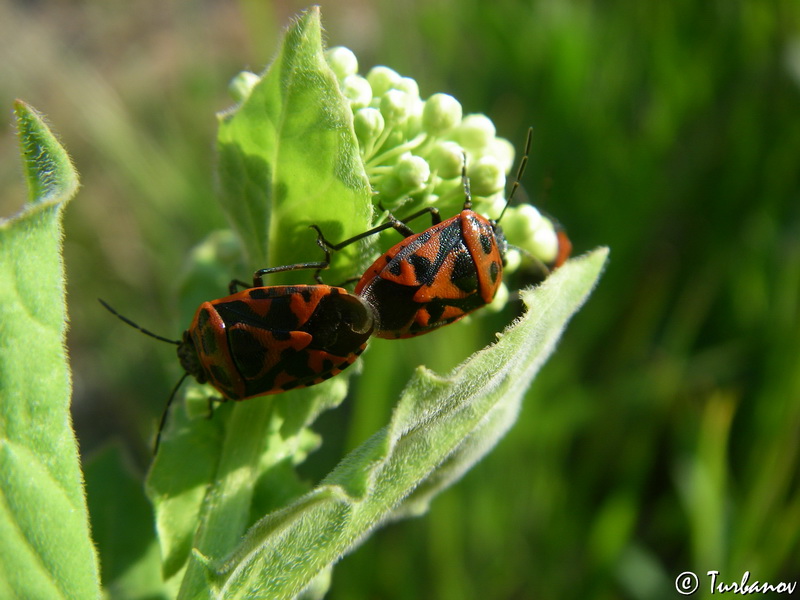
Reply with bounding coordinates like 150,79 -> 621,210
461,152 -> 473,210
99,298 -> 191,454
496,127 -> 533,224
98,299 -> 181,345
153,372 -> 190,455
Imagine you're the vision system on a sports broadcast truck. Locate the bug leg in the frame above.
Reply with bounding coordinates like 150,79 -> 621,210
229,279 -> 251,294
251,260 -> 330,287
310,221 -> 399,252
390,206 -> 442,230
311,226 -> 334,283
309,205 -> 442,281
310,206 -> 442,254
335,275 -> 361,289
206,396 -> 215,420
385,212 -> 415,236
505,243 -> 553,286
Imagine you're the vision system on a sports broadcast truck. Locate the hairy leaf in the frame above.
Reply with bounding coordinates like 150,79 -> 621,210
0,101 -> 100,599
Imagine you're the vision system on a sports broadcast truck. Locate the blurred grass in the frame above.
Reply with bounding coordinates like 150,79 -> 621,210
1,0 -> 798,598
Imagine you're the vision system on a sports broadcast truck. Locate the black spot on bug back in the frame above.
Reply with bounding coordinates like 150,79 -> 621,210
214,300 -> 254,326
425,302 -> 446,324
431,220 -> 470,277
247,285 -> 305,300
301,292 -> 374,355
409,254 -> 434,285
451,251 -> 478,293
479,232 -> 493,254
227,327 -> 269,379
362,278 -> 421,333
395,219 -> 465,287
489,261 -> 501,284
387,260 -> 402,277
238,341 -> 323,397
407,293 -> 487,334
465,215 -> 495,255
194,308 -> 219,356
247,288 -> 272,300
386,240 -> 413,277
276,346 -> 332,381
196,308 -> 212,329
438,220 -> 464,252
216,297 -> 300,331
208,364 -> 236,395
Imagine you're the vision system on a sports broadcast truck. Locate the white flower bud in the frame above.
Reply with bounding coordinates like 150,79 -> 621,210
341,74 -> 373,109
354,108 -> 385,144
488,136 -> 516,174
456,114 -> 497,151
325,46 -> 359,79
422,93 -> 463,135
367,66 -> 401,97
527,217 -> 559,264
429,141 -> 465,179
380,89 -> 411,125
395,153 -> 431,192
395,77 -> 420,100
468,155 -> 505,196
501,204 -> 546,259
228,71 -> 260,103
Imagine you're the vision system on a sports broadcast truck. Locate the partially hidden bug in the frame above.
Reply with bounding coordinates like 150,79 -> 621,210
312,128 -> 572,339
101,259 -> 375,451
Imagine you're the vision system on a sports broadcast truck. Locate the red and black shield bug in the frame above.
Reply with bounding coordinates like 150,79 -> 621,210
100,259 -> 375,451
313,128 -> 572,339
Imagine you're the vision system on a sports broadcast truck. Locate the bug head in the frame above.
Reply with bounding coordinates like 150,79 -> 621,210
176,329 -> 207,384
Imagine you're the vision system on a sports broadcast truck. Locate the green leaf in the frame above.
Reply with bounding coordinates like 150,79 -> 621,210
147,9 -> 372,599
200,247 -> 608,599
148,384 -> 352,599
14,102 -> 80,206
216,6 -> 372,276
0,101 -> 100,599
84,444 -> 166,599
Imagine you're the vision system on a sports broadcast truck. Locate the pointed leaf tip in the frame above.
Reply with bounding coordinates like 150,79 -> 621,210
13,99 -> 79,208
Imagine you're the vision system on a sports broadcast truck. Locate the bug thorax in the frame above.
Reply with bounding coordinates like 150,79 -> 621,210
177,330 -> 207,384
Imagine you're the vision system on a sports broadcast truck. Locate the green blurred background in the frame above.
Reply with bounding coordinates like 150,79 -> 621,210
1,1 -> 798,598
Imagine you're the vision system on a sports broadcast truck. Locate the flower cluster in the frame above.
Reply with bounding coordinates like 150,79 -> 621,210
227,47 -> 565,280
325,47 -> 563,270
